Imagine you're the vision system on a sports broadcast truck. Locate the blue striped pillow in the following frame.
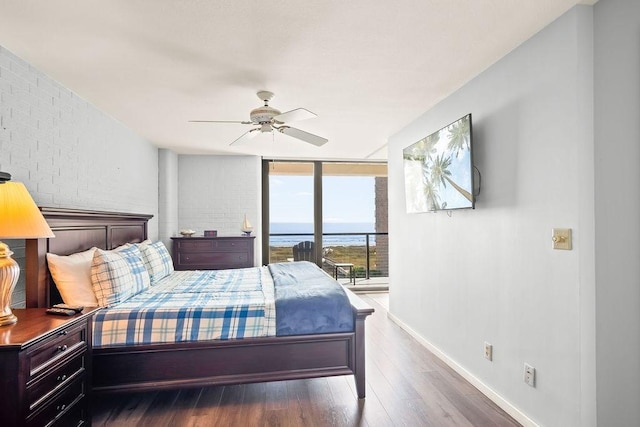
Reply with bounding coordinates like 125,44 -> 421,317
139,241 -> 174,283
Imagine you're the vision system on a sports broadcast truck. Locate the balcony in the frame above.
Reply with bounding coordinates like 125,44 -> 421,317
269,231 -> 389,291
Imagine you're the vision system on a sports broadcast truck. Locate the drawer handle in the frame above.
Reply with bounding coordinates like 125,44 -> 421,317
56,404 -> 66,412
57,345 -> 68,352
56,374 -> 67,382
58,330 -> 68,336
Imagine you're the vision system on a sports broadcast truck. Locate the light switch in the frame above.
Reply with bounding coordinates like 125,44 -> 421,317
552,228 -> 572,250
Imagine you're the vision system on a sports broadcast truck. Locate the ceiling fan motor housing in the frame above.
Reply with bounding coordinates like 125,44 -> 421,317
250,105 -> 281,125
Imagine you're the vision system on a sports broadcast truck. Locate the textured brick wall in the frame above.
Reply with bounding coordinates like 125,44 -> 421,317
0,45 -> 159,307
158,149 -> 178,251
178,155 -> 261,264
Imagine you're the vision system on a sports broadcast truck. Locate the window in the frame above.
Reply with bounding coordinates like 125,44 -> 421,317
262,160 -> 388,282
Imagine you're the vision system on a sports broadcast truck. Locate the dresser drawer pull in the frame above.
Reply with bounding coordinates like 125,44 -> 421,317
58,330 -> 68,336
56,403 -> 67,412
56,374 -> 68,382
57,345 -> 68,352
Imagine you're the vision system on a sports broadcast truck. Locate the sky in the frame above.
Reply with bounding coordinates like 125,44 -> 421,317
269,175 -> 375,223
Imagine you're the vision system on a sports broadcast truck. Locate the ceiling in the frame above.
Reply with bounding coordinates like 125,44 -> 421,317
0,1 -> 594,160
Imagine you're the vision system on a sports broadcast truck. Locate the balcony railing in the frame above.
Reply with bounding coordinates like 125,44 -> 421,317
269,232 -> 389,281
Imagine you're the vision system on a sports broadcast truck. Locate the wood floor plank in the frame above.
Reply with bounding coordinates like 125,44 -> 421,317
92,391 -> 157,426
164,388 -> 205,426
91,292 -> 521,426
189,385 -> 224,426
138,390 -> 181,427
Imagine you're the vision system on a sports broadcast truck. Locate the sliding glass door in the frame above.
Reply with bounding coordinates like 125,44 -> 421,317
262,160 -> 388,282
263,161 -> 320,264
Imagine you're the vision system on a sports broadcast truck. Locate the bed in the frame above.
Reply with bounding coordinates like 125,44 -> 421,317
24,207 -> 374,398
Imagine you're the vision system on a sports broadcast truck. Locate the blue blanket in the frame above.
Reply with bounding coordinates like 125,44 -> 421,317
269,261 -> 354,336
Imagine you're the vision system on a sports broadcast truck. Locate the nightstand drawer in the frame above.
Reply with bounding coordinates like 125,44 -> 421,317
27,353 -> 86,412
26,376 -> 85,426
26,321 -> 87,380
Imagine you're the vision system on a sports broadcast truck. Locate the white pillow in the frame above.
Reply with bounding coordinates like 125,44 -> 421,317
46,248 -> 98,307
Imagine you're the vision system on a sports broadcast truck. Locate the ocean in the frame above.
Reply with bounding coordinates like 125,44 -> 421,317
270,222 -> 377,247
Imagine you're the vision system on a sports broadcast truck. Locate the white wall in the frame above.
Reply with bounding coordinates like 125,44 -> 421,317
178,155 -> 261,264
388,7 -> 595,427
0,44 -> 159,306
593,0 -> 640,425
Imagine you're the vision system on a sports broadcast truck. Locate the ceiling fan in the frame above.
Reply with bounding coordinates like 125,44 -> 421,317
190,91 -> 328,146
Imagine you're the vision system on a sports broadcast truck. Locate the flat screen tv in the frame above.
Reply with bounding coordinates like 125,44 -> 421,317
403,113 -> 475,213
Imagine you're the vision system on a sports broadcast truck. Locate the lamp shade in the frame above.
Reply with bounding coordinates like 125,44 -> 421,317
0,182 -> 54,239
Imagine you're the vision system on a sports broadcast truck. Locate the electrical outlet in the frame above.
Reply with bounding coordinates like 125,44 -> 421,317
484,342 -> 493,361
524,363 -> 535,387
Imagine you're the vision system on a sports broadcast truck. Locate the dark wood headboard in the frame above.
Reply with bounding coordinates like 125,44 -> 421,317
25,207 -> 153,308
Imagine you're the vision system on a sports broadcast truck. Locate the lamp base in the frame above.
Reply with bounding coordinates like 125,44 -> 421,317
0,242 -> 20,327
0,312 -> 17,326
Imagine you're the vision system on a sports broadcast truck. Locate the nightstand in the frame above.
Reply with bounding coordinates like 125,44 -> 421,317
0,308 -> 99,426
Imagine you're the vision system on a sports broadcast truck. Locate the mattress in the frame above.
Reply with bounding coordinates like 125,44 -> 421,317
92,262 -> 354,348
92,267 -> 276,348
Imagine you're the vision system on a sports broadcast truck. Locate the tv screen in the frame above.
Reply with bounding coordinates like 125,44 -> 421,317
403,113 -> 474,212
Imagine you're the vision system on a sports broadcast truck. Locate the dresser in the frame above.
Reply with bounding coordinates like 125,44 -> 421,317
0,308 -> 98,426
171,236 -> 255,270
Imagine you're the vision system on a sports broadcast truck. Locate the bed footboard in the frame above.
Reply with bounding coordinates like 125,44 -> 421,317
94,296 -> 373,398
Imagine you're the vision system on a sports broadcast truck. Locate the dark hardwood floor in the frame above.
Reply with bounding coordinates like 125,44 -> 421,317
92,294 -> 520,426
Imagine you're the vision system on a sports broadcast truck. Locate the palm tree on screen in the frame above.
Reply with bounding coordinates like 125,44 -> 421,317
447,116 -> 470,157
430,153 -> 473,203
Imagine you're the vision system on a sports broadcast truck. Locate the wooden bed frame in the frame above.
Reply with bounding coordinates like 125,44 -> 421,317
25,207 -> 374,398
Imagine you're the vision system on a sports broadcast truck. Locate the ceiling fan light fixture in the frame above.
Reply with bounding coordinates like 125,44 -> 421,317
250,106 -> 281,124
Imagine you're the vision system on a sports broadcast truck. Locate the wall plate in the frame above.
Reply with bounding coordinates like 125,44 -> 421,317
552,228 -> 572,250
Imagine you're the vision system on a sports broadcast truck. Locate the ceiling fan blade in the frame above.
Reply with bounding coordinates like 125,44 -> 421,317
189,120 -> 252,124
230,128 -> 260,145
274,108 -> 317,124
278,126 -> 328,146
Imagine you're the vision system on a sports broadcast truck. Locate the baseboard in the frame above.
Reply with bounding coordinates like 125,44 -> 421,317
386,311 -> 539,427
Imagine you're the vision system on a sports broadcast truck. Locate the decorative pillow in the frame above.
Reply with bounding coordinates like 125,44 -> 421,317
115,245 -> 152,294
46,248 -> 98,307
91,247 -> 151,307
139,241 -> 174,283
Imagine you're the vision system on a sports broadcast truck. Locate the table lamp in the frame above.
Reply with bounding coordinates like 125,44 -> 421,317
0,172 -> 54,325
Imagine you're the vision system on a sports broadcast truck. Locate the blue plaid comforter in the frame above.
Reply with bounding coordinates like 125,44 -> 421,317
93,267 -> 276,348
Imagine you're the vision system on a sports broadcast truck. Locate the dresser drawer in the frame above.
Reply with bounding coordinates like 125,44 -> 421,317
178,251 -> 249,266
177,239 -> 216,251
26,376 -> 86,426
177,238 -> 252,252
212,239 -> 251,250
26,322 -> 87,380
27,353 -> 86,412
